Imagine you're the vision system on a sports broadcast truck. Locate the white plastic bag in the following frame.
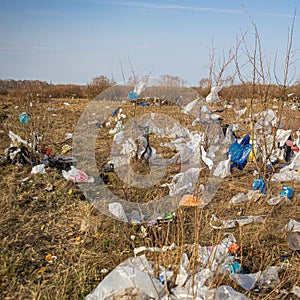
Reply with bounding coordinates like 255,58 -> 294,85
213,159 -> 231,179
86,255 -> 164,300
206,86 -> 222,103
31,164 -> 46,174
62,166 -> 94,183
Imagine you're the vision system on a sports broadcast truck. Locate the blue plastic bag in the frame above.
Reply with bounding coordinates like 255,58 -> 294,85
280,185 -> 294,199
127,91 -> 138,101
228,135 -> 252,170
140,102 -> 149,106
19,113 -> 29,124
252,177 -> 266,194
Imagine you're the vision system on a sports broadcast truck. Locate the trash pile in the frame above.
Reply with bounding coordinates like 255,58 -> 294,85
86,233 -> 286,300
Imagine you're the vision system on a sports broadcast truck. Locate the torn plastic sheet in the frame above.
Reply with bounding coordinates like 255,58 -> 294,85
108,202 -> 128,222
155,131 -> 205,168
197,234 -> 236,271
134,78 -> 147,96
257,266 -> 281,290
9,130 -> 30,147
175,253 -> 189,286
201,145 -> 214,170
213,158 -> 231,178
254,109 -> 278,136
134,243 -> 177,256
276,129 -> 292,147
224,124 -> 240,143
164,168 -> 201,196
182,97 -> 200,114
231,266 -> 280,291
210,214 -> 263,229
230,271 -> 261,291
271,169 -> 300,182
85,255 -> 164,300
229,190 -> 262,204
284,151 -> 300,171
169,268 -> 214,300
267,195 -> 286,206
229,192 -> 247,204
203,285 -> 250,300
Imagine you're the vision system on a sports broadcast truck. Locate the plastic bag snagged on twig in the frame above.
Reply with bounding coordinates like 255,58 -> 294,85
228,135 -> 252,170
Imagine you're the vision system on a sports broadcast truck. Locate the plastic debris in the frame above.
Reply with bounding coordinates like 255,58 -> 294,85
165,168 -> 201,196
252,177 -> 266,194
197,234 -> 237,271
108,202 -> 128,222
223,261 -> 243,274
31,164 -> 46,174
213,158 -> 231,179
127,91 -> 138,101
228,135 -> 252,170
231,266 -> 280,291
281,254 -> 290,269
175,253 -> 189,286
210,214 -> 263,229
19,112 -> 30,124
85,255 -> 164,300
65,132 -> 73,140
182,97 -> 200,114
267,195 -> 286,206
134,243 -> 177,256
230,271 -> 261,291
179,194 -> 205,207
230,192 -> 247,204
291,286 -> 300,297
5,146 -> 32,165
227,242 -> 240,254
271,169 -> 300,182
206,285 -> 250,300
61,144 -> 72,154
280,185 -> 294,199
62,166 -> 94,183
285,219 -> 300,250
257,266 -> 281,291
206,86 -> 222,103
230,190 -> 262,204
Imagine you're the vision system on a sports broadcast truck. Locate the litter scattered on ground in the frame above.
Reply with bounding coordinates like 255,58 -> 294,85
87,233 -> 285,300
1,86 -> 299,299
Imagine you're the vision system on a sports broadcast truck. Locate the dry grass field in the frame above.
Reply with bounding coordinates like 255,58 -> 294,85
0,94 -> 299,299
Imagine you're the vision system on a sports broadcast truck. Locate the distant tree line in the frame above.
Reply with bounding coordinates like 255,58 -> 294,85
0,76 -> 115,100
1,76 -> 300,101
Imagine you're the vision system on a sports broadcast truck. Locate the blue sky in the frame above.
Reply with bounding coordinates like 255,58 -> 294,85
0,0 -> 299,85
